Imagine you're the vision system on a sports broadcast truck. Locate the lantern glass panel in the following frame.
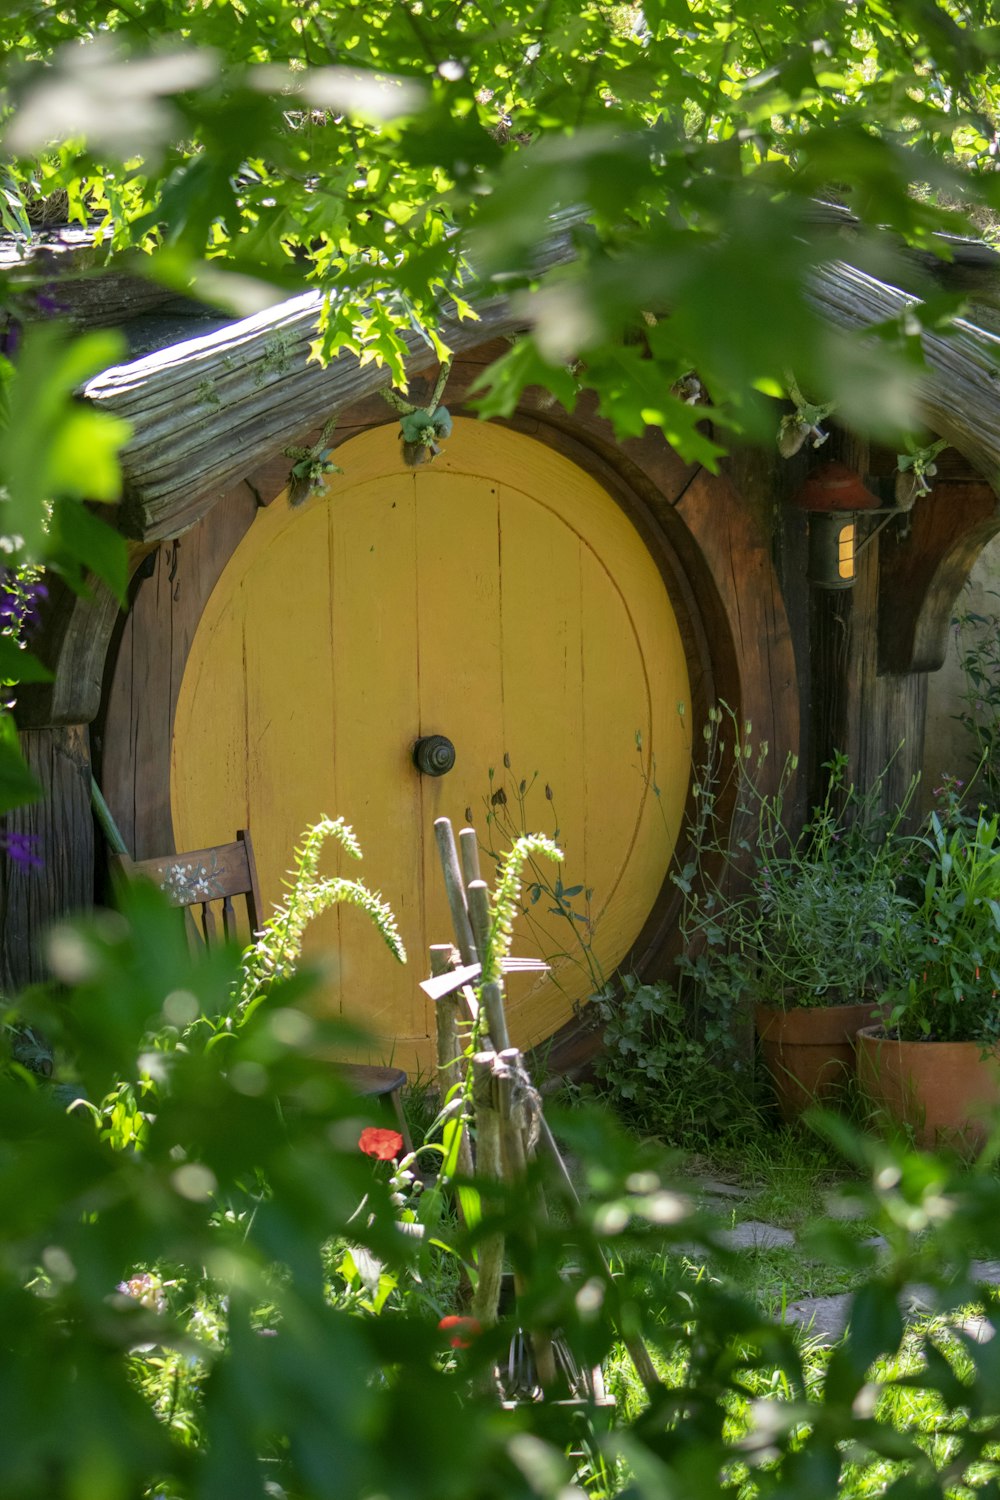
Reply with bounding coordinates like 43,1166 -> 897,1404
807,510 -> 857,589
838,521 -> 855,581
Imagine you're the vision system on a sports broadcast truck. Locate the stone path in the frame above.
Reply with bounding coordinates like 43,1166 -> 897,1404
692,1179 -> 1000,1344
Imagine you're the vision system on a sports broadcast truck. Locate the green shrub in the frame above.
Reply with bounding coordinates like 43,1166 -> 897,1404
884,810 -> 1000,1044
953,591 -> 1000,814
594,974 -> 754,1145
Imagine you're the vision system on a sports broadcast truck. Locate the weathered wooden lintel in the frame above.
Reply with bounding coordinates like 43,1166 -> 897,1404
83,270 -> 558,541
83,233 -> 1000,547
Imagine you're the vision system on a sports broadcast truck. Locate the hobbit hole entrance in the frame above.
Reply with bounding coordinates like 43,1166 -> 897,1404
162,420 -> 692,1075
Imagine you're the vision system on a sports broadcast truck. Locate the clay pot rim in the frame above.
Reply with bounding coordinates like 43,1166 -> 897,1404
856,1024 -> 1000,1054
756,999 -> 880,1046
755,999 -> 881,1019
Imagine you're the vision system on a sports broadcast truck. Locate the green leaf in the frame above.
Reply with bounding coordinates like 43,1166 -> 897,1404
823,1346 -> 866,1406
584,345 -> 728,466
46,404 -> 131,503
0,734 -> 42,814
0,639 -> 52,684
846,1282 -> 904,1373
0,326 -> 130,563
49,498 -> 128,603
456,1183 -> 481,1233
470,339 -> 579,420
642,0 -> 692,29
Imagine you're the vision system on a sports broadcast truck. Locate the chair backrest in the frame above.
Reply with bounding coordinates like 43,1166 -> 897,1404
111,830 -> 263,944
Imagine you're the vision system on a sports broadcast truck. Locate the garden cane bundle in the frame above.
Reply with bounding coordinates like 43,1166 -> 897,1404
423,816 -> 659,1403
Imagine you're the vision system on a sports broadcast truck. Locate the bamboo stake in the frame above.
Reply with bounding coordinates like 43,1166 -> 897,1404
458,826 -> 481,887
465,877 -> 492,965
90,776 -> 130,857
537,1115 -> 662,1396
495,1050 -> 557,1392
434,818 -> 478,966
433,819 -> 652,1401
465,879 -> 510,1049
430,943 -> 474,1181
470,1053 -> 505,1336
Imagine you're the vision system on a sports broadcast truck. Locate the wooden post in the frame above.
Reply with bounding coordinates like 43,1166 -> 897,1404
803,433 -> 931,819
458,826 -> 481,887
430,943 -> 474,1181
470,1053 -> 504,1335
495,1048 -> 557,1392
0,726 -> 94,992
806,433 -> 871,805
433,817 -> 478,965
465,879 -> 510,1050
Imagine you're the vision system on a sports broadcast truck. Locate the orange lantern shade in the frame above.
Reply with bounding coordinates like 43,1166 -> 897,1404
792,462 -> 881,513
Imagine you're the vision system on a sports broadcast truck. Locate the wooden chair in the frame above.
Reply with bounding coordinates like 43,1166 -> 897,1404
110,830 -> 263,943
110,829 -> 412,1154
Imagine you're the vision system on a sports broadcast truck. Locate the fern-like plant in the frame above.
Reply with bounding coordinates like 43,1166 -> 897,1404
484,832 -> 563,988
236,817 -> 405,1015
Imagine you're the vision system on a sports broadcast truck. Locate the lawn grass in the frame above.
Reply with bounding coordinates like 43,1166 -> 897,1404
581,1103 -> 1000,1500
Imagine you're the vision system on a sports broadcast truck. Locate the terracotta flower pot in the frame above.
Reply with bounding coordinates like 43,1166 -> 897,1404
856,1026 -> 1000,1153
755,1001 -> 879,1121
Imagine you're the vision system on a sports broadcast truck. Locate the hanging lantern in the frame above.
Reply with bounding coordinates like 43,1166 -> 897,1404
806,511 -> 858,588
792,462 -> 881,590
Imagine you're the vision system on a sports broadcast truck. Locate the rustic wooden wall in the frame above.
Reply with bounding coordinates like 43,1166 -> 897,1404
0,726 -> 94,991
97,485 -> 258,859
795,440 -> 999,816
6,335 -> 1000,1070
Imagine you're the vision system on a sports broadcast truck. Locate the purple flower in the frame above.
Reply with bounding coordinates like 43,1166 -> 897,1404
0,578 -> 47,636
35,288 -> 67,318
1,832 -> 42,871
0,318 -> 21,360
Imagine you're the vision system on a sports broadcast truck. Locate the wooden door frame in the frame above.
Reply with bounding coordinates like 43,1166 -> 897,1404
92,354 -> 796,1062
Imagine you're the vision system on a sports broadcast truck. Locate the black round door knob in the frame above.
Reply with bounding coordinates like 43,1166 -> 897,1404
413,735 -> 456,776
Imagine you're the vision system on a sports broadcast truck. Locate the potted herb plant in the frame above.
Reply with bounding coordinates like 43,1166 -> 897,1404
857,809 -> 1000,1151
684,726 -> 913,1121
747,770 -> 911,1122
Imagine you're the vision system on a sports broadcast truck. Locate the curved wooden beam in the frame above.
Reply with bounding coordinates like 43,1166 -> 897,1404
83,216 -> 586,541
84,291 -> 522,540
878,478 -> 1000,673
15,545 -> 158,727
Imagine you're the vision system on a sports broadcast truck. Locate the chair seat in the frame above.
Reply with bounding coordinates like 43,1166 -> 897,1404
334,1063 -> 413,1155
337,1063 -> 408,1098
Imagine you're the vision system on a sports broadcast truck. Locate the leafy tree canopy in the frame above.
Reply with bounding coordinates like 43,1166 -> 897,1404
2,0 -> 1000,475
5,15 -> 1000,1499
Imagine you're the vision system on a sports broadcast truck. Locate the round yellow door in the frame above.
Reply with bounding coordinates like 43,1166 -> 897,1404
171,419 -> 691,1074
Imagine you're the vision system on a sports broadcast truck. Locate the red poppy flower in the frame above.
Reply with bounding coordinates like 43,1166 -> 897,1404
438,1314 -> 482,1349
358,1126 -> 404,1161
